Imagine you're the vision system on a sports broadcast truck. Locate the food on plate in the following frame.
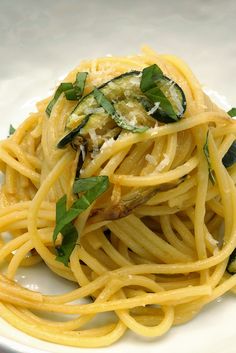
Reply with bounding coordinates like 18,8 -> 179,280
0,46 -> 236,348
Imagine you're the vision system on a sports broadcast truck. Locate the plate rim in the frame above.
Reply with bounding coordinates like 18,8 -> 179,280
0,335 -> 49,353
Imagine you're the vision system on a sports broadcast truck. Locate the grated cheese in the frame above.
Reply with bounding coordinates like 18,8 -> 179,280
205,232 -> 219,248
70,113 -> 79,122
130,76 -> 140,86
84,107 -> 105,115
126,101 -> 135,108
108,81 -> 117,90
154,121 -> 159,128
156,153 -> 170,171
88,128 -> 99,158
145,154 -> 156,166
147,102 -> 160,115
101,138 -> 115,151
128,112 -> 138,126
79,144 -> 86,161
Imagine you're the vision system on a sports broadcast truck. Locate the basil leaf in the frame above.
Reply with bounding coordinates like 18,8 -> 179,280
54,194 -> 78,265
228,108 -> 236,117
9,124 -> 16,135
144,86 -> 178,121
56,194 -> 67,223
93,88 -> 148,133
64,88 -> 78,100
65,72 -> 88,101
46,72 -> 88,116
203,131 -> 215,184
56,222 -> 78,266
222,141 -> 236,168
53,176 -> 109,244
73,175 -> 108,193
140,65 -> 185,123
46,83 -> 73,117
140,64 -> 163,92
93,88 -> 115,116
75,72 -> 88,96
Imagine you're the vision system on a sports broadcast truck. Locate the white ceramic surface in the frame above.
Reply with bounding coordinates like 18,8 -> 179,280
0,1 -> 236,352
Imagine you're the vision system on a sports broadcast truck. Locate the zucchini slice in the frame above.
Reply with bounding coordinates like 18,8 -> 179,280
57,115 -> 90,149
93,88 -> 149,133
58,71 -> 150,149
66,71 -> 142,129
227,248 -> 236,274
222,141 -> 236,168
140,76 -> 186,123
58,113 -> 118,150
114,99 -> 153,128
58,68 -> 186,149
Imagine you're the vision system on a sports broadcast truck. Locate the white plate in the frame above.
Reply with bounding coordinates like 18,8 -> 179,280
0,1 -> 235,352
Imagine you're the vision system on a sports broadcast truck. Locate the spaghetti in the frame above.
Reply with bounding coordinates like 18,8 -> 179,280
0,46 -> 236,348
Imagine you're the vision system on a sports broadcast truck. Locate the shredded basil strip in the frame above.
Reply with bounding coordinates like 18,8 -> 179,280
56,194 -> 67,222
54,195 -> 78,266
73,176 -> 108,193
54,176 -> 109,265
46,72 -> 88,117
140,64 -> 179,122
46,83 -> 73,117
93,88 -> 148,133
65,72 -> 88,101
56,222 -> 78,266
203,131 -> 215,184
228,108 -> 236,118
144,86 -> 178,120
93,88 -> 115,115
140,64 -> 163,92
9,124 -> 16,135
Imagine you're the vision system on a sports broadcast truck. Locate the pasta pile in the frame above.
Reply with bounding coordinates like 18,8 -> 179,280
0,46 -> 236,348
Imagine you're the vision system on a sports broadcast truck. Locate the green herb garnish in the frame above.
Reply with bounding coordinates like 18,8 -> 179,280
203,131 -> 215,184
93,88 -> 148,133
93,88 -> 115,116
140,64 -> 163,92
73,176 -> 108,193
54,195 -> 78,266
9,124 -> 16,135
140,64 -> 185,123
56,222 -> 78,266
228,108 -> 236,118
46,72 -> 88,117
144,86 -> 178,120
54,176 -> 109,265
65,72 -> 88,100
46,83 -> 74,117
